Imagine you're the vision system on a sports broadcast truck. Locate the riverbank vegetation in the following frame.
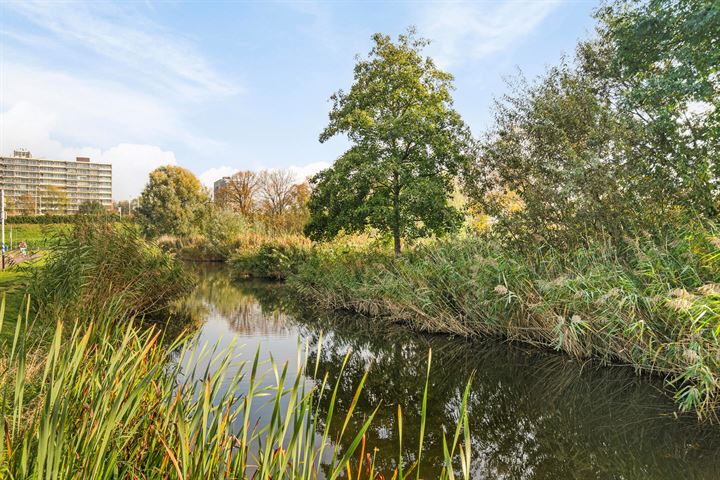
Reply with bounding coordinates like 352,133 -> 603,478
224,0 -> 720,419
28,219 -> 192,324
0,299 -> 473,478
57,0 -> 718,419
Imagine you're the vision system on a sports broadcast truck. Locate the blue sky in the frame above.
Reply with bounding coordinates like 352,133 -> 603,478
0,0 -> 599,200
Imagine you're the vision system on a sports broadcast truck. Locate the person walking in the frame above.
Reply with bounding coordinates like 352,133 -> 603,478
19,240 -> 26,256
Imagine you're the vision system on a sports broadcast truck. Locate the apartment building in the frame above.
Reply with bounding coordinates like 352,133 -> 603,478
213,176 -> 232,202
0,149 -> 112,214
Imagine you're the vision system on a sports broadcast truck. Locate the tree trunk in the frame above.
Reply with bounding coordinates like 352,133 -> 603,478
392,170 -> 401,256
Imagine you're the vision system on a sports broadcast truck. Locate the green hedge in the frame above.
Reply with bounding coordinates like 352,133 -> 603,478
7,214 -> 123,224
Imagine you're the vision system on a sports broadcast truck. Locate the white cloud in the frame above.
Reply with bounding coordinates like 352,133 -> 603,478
0,103 -> 177,200
97,144 -> 178,200
199,166 -> 239,191
419,1 -> 564,67
198,161 -> 330,195
1,63 -> 182,148
4,0 -> 238,99
287,161 -> 330,182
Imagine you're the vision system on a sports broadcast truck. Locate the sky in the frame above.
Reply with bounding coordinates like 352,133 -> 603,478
0,0 -> 599,201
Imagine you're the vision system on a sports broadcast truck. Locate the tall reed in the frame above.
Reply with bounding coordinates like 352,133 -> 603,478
289,221 -> 720,419
0,296 -> 474,479
28,219 -> 191,322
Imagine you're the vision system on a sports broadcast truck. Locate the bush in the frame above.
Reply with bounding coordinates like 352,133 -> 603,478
230,241 -> 311,280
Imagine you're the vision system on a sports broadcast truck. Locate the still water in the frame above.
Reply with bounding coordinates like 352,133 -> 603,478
174,264 -> 720,479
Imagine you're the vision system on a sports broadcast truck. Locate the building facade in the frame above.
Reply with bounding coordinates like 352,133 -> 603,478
213,176 -> 231,202
0,150 -> 112,214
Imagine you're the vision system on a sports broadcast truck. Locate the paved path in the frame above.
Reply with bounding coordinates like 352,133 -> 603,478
3,251 -> 42,268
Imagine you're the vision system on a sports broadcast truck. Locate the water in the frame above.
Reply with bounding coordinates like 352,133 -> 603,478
174,264 -> 720,479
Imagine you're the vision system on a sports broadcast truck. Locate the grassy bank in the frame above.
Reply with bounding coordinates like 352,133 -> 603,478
0,220 -> 476,478
29,220 -> 192,323
251,222 -> 720,419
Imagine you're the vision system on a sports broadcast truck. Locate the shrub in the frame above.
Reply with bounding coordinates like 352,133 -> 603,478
230,241 -> 311,280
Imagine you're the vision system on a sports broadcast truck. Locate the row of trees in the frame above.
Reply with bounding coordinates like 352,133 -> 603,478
134,166 -> 309,238
131,0 -> 717,253
215,170 -> 309,217
5,186 -> 72,215
304,0 -> 719,253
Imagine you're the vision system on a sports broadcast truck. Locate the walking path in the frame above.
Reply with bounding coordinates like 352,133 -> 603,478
3,251 -> 42,268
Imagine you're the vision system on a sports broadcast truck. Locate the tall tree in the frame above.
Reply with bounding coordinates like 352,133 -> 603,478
465,0 -> 720,248
306,29 -> 473,255
44,186 -> 69,214
585,0 -> 720,216
136,166 -> 209,237
258,170 -> 297,216
216,171 -> 259,216
78,200 -> 106,215
16,192 -> 35,215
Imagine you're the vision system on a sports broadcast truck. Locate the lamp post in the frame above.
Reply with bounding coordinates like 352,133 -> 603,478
2,189 -> 6,271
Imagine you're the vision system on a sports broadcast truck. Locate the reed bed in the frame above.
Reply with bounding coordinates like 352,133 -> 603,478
27,219 -> 192,323
289,223 -> 720,419
0,297 -> 474,479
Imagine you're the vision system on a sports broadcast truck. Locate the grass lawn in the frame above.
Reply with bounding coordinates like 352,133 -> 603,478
5,223 -> 69,251
0,267 -> 32,344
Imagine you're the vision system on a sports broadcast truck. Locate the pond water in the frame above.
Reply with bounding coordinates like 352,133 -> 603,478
174,264 -> 720,479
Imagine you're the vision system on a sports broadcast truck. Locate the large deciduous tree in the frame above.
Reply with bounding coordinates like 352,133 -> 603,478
258,170 -> 296,216
305,29 -> 473,255
588,0 -> 720,217
136,166 -> 209,237
216,171 -> 259,216
464,0 -> 720,249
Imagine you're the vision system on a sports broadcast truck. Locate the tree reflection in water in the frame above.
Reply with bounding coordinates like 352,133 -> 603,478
180,264 -> 720,479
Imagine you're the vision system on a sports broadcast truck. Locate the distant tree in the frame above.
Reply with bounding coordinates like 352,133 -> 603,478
136,166 -> 209,237
305,29 -> 473,255
4,196 -> 17,216
16,193 -> 35,215
78,200 -> 106,215
44,186 -> 70,214
217,171 -> 259,216
258,170 -> 297,216
116,200 -> 132,216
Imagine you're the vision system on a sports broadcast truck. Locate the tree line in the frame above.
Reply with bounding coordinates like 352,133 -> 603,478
306,0 -> 719,254
134,166 -> 309,238
132,0 -> 718,255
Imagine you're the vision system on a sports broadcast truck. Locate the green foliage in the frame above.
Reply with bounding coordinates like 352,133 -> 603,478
290,219 -> 720,418
28,219 -> 191,321
590,0 -> 720,216
307,28 -> 473,255
464,0 -> 720,249
202,207 -> 249,259
230,241 -> 311,280
77,200 -> 107,215
136,165 -> 210,238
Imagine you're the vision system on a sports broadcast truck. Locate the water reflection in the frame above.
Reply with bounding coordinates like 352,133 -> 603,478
176,264 -> 720,479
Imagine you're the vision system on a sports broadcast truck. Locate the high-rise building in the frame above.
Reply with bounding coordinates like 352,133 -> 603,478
0,149 -> 112,214
213,176 -> 231,202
